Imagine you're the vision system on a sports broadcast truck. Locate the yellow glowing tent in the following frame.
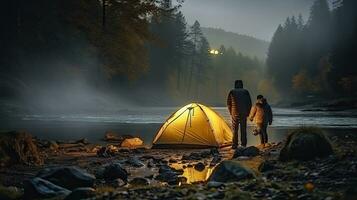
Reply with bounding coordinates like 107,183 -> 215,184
152,103 -> 233,148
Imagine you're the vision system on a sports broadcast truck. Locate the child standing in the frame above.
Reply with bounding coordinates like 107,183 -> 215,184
249,95 -> 273,148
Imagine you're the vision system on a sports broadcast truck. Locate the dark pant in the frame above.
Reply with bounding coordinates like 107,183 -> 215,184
232,116 -> 247,147
257,123 -> 268,144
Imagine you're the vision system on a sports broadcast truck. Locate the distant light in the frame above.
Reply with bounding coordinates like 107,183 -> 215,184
209,49 -> 220,55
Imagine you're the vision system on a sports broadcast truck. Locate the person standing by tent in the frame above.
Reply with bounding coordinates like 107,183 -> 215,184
227,80 -> 252,148
249,95 -> 273,148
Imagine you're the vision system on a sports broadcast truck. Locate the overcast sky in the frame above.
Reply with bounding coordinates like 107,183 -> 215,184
180,0 -> 318,41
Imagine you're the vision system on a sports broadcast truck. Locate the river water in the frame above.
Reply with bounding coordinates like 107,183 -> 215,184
2,107 -> 357,146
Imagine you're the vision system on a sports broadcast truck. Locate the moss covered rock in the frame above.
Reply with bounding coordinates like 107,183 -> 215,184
279,127 -> 333,161
208,160 -> 255,182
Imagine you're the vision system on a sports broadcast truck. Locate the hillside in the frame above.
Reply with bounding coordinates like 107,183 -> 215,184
202,27 -> 270,59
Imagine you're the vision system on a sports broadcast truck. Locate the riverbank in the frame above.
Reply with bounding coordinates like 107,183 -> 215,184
0,128 -> 356,200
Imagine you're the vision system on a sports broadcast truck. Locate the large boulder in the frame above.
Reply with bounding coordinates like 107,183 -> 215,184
102,163 -> 128,183
37,166 -> 96,190
0,131 -> 43,166
155,165 -> 183,185
208,160 -> 255,183
24,177 -> 70,199
279,127 -> 333,161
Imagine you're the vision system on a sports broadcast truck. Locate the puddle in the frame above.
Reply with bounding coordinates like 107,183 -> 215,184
170,163 -> 216,184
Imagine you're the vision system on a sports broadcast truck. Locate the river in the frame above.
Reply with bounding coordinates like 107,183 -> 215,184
1,107 -> 357,146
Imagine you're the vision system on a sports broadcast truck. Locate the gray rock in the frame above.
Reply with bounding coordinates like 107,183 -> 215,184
208,160 -> 255,182
102,163 -> 128,183
24,177 -> 70,199
182,152 -> 201,160
243,146 -> 260,157
64,187 -> 95,200
279,127 -> 333,161
75,138 -> 89,145
37,166 -> 95,190
232,147 -> 245,158
155,166 -> 180,184
194,162 -> 205,171
207,181 -> 224,188
96,146 -> 117,157
233,146 -> 260,158
129,177 -> 150,186
126,157 -> 144,167
169,158 -> 177,163
112,178 -> 126,187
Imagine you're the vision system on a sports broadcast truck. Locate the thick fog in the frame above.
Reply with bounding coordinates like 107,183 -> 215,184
181,0 -> 323,41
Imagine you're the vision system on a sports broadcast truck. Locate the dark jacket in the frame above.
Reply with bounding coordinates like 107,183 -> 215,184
227,87 -> 252,118
264,100 -> 273,125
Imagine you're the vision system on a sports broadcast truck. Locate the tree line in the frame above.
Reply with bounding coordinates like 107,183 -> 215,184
266,0 -> 357,102
0,0 -> 264,106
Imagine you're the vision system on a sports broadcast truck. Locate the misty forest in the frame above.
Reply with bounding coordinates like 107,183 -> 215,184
0,0 -> 357,200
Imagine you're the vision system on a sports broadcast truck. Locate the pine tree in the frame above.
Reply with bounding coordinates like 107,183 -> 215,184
305,0 -> 332,74
172,11 -> 189,90
330,0 -> 357,94
187,20 -> 204,98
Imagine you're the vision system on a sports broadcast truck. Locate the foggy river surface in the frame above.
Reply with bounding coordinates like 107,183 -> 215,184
2,107 -> 357,146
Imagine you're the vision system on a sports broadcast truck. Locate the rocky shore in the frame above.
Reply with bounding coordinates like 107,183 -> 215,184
0,128 -> 356,200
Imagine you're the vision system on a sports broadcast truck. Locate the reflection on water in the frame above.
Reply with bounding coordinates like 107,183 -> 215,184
170,163 -> 216,184
18,107 -> 357,128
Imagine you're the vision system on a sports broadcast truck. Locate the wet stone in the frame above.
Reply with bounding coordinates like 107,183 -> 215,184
194,162 -> 206,172
233,146 -> 260,158
125,157 -> 145,168
37,166 -> 96,190
102,163 -> 128,183
129,177 -> 150,186
169,158 -> 177,163
209,160 -> 255,183
207,181 -> 225,188
24,177 -> 70,199
279,128 -> 333,161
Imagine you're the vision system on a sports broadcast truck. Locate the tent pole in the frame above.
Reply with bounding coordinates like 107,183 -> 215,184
181,107 -> 193,143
